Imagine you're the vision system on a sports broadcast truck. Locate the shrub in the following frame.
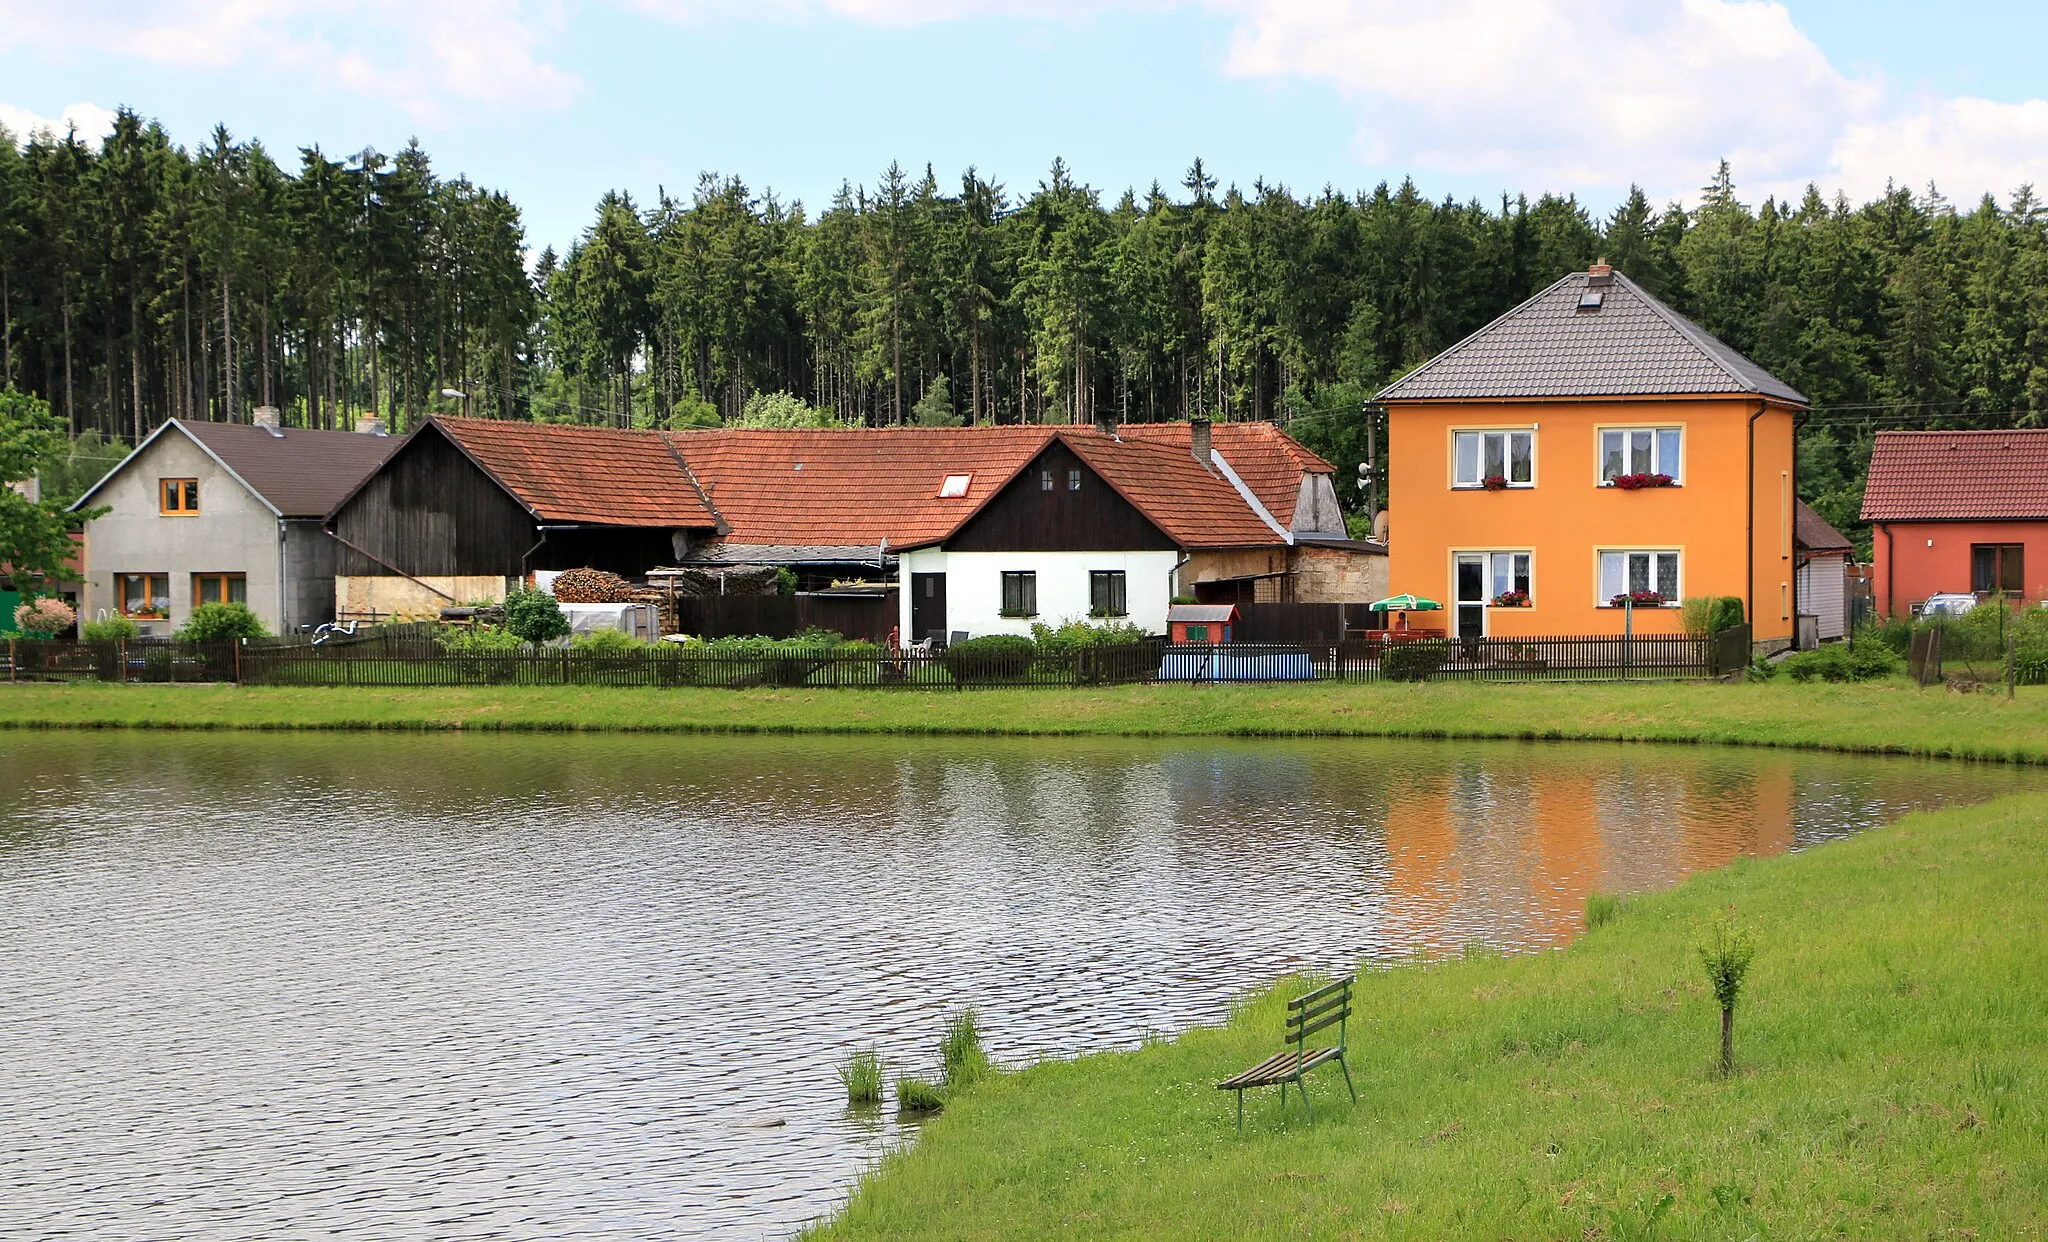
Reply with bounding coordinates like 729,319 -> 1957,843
1698,913 -> 1758,1076
1708,596 -> 1746,635
175,602 -> 267,642
503,587 -> 570,644
13,596 -> 75,637
80,615 -> 141,642
944,634 -> 1038,683
1858,615 -> 1912,656
437,625 -> 525,655
939,1009 -> 990,1089
1780,641 -> 1903,683
895,1076 -> 946,1114
838,1048 -> 882,1105
791,626 -> 846,646
569,628 -> 647,657
1680,596 -> 1715,637
1029,618 -> 1151,656
1380,639 -> 1450,682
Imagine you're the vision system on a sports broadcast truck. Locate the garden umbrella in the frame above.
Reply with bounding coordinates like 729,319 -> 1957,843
1369,594 -> 1442,611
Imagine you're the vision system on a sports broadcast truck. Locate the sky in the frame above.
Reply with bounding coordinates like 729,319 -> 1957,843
5,0 -> 2047,254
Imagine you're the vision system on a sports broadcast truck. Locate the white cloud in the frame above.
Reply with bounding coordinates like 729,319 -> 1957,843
0,1 -> 579,123
0,101 -> 117,145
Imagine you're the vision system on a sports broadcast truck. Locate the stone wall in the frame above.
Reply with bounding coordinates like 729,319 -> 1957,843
337,575 -> 512,621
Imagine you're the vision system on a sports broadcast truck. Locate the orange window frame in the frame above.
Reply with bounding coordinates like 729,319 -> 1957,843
119,573 -> 170,618
159,478 -> 199,515
192,573 -> 247,608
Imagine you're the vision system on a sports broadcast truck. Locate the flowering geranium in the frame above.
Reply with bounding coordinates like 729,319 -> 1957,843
13,597 -> 76,637
1492,589 -> 1530,607
1609,590 -> 1668,607
1481,474 -> 1510,491
1610,472 -> 1676,490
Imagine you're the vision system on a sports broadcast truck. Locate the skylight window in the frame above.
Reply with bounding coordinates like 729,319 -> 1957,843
938,473 -> 972,498
1578,289 -> 1604,311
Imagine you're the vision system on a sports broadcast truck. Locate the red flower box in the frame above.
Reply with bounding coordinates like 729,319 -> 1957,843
1610,472 -> 1676,490
1481,474 -> 1510,491
1492,589 -> 1530,607
1608,590 -> 1668,607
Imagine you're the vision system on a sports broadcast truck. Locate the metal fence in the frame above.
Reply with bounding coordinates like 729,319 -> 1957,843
8,629 -> 1728,689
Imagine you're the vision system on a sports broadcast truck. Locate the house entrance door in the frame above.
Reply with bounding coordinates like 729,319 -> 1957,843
911,573 -> 947,643
1454,555 -> 1487,640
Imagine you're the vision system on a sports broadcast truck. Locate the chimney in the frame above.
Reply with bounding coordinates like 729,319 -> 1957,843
355,415 -> 388,436
1587,258 -> 1614,285
252,405 -> 281,429
1189,417 -> 1213,468
1094,410 -> 1119,440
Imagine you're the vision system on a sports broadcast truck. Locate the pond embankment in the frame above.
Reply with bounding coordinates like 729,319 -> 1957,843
817,792 -> 2048,1240
6,679 -> 2048,763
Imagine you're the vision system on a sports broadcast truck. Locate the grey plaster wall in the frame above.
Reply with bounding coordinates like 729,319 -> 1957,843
80,431 -> 285,637
284,521 -> 344,628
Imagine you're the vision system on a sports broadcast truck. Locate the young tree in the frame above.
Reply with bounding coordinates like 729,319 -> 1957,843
0,387 -> 98,589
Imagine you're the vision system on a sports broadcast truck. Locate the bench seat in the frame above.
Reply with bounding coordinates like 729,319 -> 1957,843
1216,1046 -> 1343,1092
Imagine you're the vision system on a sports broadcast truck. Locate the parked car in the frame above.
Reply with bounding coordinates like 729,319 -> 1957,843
1918,592 -> 1978,617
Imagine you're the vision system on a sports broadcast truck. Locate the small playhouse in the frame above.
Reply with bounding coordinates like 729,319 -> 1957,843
1167,603 -> 1239,644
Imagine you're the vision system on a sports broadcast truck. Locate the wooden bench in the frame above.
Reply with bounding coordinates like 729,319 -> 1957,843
1216,977 -> 1356,1129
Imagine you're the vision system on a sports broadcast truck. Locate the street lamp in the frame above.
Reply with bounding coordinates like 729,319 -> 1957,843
441,388 -> 469,417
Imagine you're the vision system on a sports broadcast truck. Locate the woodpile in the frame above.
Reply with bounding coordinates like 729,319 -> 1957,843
549,568 -> 635,603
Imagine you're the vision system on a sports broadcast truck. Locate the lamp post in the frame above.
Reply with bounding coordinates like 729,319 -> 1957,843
441,387 -> 468,418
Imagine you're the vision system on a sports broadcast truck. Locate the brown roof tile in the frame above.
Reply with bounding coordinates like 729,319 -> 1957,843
1064,433 -> 1285,548
1795,499 -> 1853,552
1861,430 -> 2048,522
176,421 -> 402,518
1114,422 -> 1333,527
431,417 -> 718,527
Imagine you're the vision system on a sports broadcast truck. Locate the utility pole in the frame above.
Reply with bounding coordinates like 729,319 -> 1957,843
1365,402 -> 1379,518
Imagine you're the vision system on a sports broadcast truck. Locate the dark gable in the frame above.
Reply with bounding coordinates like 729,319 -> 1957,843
945,442 -> 1178,553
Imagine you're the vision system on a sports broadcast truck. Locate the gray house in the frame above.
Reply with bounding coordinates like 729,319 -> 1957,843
72,414 -> 399,636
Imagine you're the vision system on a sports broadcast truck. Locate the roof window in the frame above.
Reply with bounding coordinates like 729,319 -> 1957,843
1578,289 -> 1605,311
937,473 -> 972,498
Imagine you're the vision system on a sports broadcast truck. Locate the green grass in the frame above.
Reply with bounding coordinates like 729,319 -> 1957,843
840,1048 -> 884,1106
814,794 -> 2048,1239
895,1077 -> 947,1115
7,678 -> 2048,762
940,1010 -> 991,1090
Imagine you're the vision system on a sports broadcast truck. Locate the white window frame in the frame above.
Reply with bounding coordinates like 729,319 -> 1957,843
1452,428 -> 1536,489
1597,426 -> 1684,485
1597,549 -> 1682,607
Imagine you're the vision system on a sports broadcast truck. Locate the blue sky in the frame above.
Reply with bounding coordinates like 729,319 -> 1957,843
6,1 -> 2047,254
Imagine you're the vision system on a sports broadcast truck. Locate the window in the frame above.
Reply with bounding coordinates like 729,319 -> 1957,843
1041,470 -> 1055,491
1452,430 -> 1534,487
159,478 -> 199,514
1089,570 -> 1128,617
193,573 -> 247,608
1598,551 -> 1680,605
119,573 -> 170,618
938,473 -> 972,498
1000,571 -> 1037,617
1067,469 -> 1082,492
1485,552 -> 1532,604
1185,623 -> 1209,642
1598,427 -> 1682,483
1973,543 -> 2024,594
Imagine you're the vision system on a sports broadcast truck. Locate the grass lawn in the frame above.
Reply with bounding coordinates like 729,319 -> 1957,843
815,793 -> 2048,1240
4,678 -> 2048,763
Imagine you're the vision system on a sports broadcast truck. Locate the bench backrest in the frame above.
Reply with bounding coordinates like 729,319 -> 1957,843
1286,977 -> 1352,1052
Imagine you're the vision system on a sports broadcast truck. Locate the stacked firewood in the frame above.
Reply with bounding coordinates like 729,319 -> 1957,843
549,567 -> 635,603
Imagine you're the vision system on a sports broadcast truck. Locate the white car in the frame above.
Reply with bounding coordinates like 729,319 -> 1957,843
1919,592 -> 1978,617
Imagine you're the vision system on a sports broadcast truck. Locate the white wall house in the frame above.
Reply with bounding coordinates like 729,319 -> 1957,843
72,415 -> 399,636
897,547 -> 1180,640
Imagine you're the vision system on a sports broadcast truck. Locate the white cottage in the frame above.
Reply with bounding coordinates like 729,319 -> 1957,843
72,413 -> 399,636
1795,500 -> 1854,642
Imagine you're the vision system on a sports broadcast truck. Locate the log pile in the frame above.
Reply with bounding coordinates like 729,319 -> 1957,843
549,568 -> 636,603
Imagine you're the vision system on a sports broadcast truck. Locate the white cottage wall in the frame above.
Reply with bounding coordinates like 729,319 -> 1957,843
898,549 -> 1178,640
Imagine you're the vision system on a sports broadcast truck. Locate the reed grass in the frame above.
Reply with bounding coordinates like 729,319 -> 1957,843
1584,890 -> 1621,930
894,1077 -> 945,1115
838,1048 -> 883,1106
939,1010 -> 990,1089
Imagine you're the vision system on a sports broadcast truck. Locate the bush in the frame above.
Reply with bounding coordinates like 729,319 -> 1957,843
1380,640 -> 1450,682
1858,615 -> 1912,656
437,625 -> 525,655
175,602 -> 267,642
1029,618 -> 1151,656
1709,596 -> 1747,635
895,1076 -> 946,1114
1680,596 -> 1715,637
80,615 -> 141,642
503,587 -> 570,644
939,1009 -> 990,1089
944,634 -> 1038,683
13,596 -> 75,637
1780,642 -> 1903,683
569,628 -> 647,657
839,1048 -> 883,1105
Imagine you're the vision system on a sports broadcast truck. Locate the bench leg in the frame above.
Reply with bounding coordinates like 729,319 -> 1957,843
1235,1090 -> 1243,1132
1297,1075 -> 1313,1122
1338,1055 -> 1357,1104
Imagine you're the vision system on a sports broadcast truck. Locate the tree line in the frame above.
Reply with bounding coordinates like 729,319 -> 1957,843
6,107 -> 2048,545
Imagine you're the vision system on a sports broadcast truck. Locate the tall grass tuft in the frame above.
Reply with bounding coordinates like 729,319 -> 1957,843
838,1047 -> 882,1105
939,1009 -> 991,1088
1585,891 -> 1622,930
895,1076 -> 946,1114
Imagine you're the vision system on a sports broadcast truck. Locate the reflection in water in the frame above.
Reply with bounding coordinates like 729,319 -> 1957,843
0,732 -> 2034,1240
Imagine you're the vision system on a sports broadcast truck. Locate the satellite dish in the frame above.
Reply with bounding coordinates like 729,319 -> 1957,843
1370,511 -> 1389,543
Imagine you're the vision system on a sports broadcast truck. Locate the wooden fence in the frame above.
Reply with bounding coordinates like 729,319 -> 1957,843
7,630 -> 1725,689
671,591 -> 898,643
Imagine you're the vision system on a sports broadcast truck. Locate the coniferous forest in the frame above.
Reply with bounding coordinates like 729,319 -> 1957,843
6,106 -> 2048,547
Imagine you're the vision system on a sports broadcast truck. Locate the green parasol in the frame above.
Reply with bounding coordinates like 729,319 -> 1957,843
1369,593 -> 1443,611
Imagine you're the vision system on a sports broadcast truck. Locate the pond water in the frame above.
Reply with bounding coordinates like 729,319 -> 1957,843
2,732 -> 2039,1240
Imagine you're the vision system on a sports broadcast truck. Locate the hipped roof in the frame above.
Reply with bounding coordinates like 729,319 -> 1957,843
1861,429 -> 2048,522
1375,270 -> 1806,405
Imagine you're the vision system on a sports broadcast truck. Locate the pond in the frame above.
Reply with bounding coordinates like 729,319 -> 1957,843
2,732 -> 2038,1239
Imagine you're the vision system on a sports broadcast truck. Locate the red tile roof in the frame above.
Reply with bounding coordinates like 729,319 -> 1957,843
1861,430 -> 2048,522
1065,433 -> 1285,548
431,418 -> 718,527
1115,422 -> 1333,527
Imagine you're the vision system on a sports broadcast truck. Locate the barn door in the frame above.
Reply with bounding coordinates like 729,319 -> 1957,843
911,573 -> 947,643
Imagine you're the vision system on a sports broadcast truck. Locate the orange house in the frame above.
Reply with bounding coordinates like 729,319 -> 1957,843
1376,263 -> 1804,646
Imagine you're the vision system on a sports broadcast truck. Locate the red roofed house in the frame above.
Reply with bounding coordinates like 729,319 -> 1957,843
1861,429 -> 2048,616
327,415 -> 1382,639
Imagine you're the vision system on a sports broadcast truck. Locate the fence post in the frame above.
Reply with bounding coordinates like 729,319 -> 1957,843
7,638 -> 13,683
234,639 -> 243,685
2008,630 -> 2017,702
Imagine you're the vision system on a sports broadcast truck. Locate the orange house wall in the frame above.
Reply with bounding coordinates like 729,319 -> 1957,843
1384,398 -> 1796,641
1871,519 -> 2048,615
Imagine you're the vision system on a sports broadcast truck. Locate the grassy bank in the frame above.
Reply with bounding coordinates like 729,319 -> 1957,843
3,679 -> 2048,762
817,794 -> 2048,1239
